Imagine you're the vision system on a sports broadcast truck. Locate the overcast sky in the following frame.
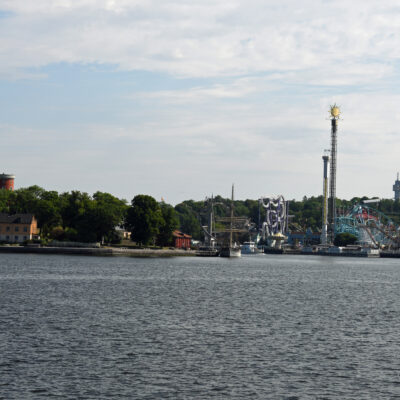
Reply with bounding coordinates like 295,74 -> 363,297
1,0 -> 399,204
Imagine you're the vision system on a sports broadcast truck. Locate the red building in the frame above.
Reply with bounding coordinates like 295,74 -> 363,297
0,174 -> 15,190
173,230 -> 192,249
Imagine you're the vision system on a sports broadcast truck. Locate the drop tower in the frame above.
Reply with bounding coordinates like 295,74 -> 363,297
328,104 -> 340,243
321,151 -> 330,245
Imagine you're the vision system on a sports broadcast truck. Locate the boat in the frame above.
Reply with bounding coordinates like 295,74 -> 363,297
220,245 -> 241,257
219,184 -> 242,258
303,245 -> 381,257
196,195 -> 221,257
196,246 -> 220,257
241,241 -> 256,254
264,247 -> 284,254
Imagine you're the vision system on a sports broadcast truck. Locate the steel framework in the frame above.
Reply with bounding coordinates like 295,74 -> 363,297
336,204 -> 400,248
328,117 -> 338,243
259,195 -> 288,239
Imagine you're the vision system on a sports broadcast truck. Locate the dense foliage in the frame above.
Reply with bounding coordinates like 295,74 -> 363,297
0,186 -> 128,243
125,197 -> 180,246
174,195 -> 400,239
334,232 -> 358,247
2,185 -> 400,245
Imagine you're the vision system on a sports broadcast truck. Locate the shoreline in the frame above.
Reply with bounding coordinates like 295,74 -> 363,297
0,245 -> 196,258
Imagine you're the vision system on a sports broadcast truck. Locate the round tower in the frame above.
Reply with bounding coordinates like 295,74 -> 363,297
0,173 -> 15,190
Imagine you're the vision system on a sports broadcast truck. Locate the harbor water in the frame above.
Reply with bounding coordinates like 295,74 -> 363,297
1,253 -> 400,399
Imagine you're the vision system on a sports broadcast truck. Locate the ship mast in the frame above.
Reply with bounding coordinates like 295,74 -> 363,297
230,184 -> 234,248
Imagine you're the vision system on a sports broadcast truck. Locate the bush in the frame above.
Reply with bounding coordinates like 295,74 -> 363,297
334,232 -> 357,247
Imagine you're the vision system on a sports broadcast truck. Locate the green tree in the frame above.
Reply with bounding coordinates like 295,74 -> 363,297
59,191 -> 93,230
174,202 -> 203,240
126,195 -> 163,245
334,232 -> 357,247
90,192 -> 128,242
0,188 -> 15,213
156,202 -> 179,246
9,186 -> 62,237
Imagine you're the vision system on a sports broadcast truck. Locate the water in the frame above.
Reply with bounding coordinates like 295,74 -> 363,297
1,253 -> 400,399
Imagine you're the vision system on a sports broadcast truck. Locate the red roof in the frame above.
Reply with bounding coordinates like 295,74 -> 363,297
173,230 -> 192,239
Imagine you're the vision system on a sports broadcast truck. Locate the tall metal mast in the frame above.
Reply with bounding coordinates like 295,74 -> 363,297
328,104 -> 340,243
208,195 -> 214,247
321,151 -> 330,245
229,184 -> 234,248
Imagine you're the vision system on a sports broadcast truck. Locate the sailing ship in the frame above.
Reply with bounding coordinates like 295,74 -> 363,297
219,184 -> 242,258
196,195 -> 220,256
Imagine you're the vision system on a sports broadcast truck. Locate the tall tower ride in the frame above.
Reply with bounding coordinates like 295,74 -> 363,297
394,173 -> 400,201
321,152 -> 330,245
328,104 -> 340,243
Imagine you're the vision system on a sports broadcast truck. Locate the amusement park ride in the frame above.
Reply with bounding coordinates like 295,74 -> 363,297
336,204 -> 400,249
259,195 -> 289,251
326,105 -> 400,250
197,104 -> 400,255
258,104 -> 400,252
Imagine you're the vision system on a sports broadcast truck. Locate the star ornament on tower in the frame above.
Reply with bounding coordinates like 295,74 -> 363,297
330,104 -> 341,119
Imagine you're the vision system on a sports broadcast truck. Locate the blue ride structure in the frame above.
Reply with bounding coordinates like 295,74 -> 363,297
336,204 -> 399,248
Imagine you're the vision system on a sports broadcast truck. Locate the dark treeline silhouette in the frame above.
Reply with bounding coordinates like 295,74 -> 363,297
1,186 -> 398,245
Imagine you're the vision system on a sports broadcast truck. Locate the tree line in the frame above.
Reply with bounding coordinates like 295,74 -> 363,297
0,187 -> 179,246
1,186 -> 399,245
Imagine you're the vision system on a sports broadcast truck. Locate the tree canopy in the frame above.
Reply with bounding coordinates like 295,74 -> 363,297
3,184 -> 400,246
125,195 -> 164,245
0,186 -> 128,243
334,232 -> 358,247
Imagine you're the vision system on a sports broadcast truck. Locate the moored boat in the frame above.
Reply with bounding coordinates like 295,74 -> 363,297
241,241 -> 256,254
218,184 -> 243,258
220,245 -> 241,258
196,246 -> 220,257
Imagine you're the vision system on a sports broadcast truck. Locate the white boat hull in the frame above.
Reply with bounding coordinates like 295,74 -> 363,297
220,247 -> 241,258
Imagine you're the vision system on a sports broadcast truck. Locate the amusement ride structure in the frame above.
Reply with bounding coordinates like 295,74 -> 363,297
328,104 -> 340,243
259,195 -> 289,249
336,203 -> 400,249
322,105 -> 400,249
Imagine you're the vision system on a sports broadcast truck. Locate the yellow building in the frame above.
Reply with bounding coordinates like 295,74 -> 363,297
0,214 -> 40,243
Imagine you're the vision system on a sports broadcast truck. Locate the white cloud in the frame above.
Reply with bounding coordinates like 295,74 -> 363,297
1,0 -> 400,81
1,1 -> 400,203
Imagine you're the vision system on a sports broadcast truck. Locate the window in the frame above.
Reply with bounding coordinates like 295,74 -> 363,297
6,226 -> 10,232
23,236 -> 27,240
23,227 -> 28,232
6,235 -> 9,240
15,226 -> 19,232
15,236 -> 19,241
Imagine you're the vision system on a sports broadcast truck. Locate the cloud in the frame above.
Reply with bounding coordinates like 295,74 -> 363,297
1,0 -> 400,82
1,1 -> 400,203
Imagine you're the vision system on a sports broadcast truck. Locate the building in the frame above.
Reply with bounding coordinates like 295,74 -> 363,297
287,228 -> 321,246
0,174 -> 15,190
173,230 -> 192,249
0,214 -> 40,243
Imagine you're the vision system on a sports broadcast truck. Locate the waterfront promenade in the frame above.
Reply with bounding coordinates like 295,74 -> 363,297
0,245 -> 195,257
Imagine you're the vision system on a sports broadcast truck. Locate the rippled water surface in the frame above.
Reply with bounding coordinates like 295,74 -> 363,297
1,253 -> 400,399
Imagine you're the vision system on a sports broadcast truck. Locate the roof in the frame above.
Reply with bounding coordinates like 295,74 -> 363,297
0,213 -> 36,224
0,173 -> 15,179
173,230 -> 192,239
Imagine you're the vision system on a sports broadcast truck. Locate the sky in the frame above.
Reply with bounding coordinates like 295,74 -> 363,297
1,0 -> 400,205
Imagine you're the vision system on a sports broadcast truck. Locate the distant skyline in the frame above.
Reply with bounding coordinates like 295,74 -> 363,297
1,0 -> 399,204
